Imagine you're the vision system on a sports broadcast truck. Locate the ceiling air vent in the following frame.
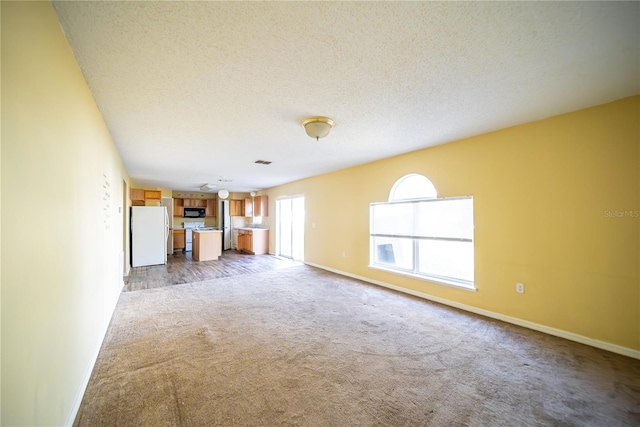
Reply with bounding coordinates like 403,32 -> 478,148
254,160 -> 272,165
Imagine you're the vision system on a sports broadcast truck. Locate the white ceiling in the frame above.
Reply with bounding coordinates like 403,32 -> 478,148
52,1 -> 639,193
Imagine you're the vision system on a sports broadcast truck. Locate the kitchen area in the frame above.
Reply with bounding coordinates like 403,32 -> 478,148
129,188 -> 270,269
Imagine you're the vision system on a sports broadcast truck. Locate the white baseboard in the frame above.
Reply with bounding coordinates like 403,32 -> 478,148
305,262 -> 640,360
65,281 -> 124,426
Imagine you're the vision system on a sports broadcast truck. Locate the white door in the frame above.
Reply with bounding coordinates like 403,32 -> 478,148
276,196 -> 304,261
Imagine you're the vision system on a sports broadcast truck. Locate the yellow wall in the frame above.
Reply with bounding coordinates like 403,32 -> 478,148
1,5 -> 636,426
266,96 -> 639,352
2,2 -> 130,425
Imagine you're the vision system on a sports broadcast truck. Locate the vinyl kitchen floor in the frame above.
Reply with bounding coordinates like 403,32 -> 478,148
124,250 -> 300,292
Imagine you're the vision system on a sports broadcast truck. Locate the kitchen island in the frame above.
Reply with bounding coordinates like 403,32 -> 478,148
192,229 -> 222,261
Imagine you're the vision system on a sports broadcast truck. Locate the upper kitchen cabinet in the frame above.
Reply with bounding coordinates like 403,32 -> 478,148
206,199 -> 217,217
131,188 -> 163,206
254,196 -> 268,217
244,198 -> 253,217
130,188 -> 145,206
144,190 -> 162,201
230,199 -> 244,216
172,193 -> 216,217
184,198 -> 207,208
174,198 -> 184,217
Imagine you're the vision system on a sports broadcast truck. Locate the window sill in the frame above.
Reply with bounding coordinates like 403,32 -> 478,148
368,264 -> 477,292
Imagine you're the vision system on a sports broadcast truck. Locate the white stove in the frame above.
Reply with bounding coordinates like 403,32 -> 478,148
183,221 -> 204,252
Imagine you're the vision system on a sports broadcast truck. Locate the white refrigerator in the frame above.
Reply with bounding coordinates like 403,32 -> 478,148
131,206 -> 168,267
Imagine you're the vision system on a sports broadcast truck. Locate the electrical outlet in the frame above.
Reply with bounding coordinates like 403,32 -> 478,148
342,251 -> 346,258
516,283 -> 525,294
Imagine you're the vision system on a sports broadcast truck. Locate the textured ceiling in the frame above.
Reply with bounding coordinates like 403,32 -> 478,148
52,1 -> 639,193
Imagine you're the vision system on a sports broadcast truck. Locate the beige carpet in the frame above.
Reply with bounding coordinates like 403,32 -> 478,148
74,265 -> 639,426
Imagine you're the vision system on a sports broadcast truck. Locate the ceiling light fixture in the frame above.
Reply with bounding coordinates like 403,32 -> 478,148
303,117 -> 334,141
200,183 -> 216,191
216,177 -> 231,199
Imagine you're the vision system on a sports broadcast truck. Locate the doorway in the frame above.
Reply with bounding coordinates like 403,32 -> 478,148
276,196 -> 305,261
220,199 -> 231,250
122,180 -> 128,277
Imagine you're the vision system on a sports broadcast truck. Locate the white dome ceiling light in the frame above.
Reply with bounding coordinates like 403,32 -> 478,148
303,117 -> 334,141
217,177 -> 231,199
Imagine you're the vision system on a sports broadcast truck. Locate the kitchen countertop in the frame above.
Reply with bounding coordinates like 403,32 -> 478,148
193,229 -> 222,233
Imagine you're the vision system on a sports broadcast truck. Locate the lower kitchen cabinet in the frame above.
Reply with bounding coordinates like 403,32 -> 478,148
173,229 -> 185,251
238,233 -> 251,253
237,228 -> 268,255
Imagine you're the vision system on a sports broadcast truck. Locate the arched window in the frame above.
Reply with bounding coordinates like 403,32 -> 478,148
370,174 -> 475,290
389,174 -> 437,201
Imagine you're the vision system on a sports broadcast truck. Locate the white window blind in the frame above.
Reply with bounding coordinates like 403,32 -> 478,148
370,196 -> 474,289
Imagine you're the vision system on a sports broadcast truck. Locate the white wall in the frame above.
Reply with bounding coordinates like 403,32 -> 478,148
1,2 -> 129,425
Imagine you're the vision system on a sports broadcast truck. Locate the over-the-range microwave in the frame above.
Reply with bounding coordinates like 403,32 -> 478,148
184,208 -> 206,218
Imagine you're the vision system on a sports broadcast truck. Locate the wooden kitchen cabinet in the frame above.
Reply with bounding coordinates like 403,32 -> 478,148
130,188 -> 144,201
238,233 -> 252,253
193,231 -> 200,259
254,196 -> 268,217
230,199 -> 244,216
193,230 -> 222,261
238,228 -> 268,255
173,229 -> 185,251
206,199 -> 217,217
130,188 -> 145,206
174,198 -> 184,217
244,198 -> 253,217
131,188 -> 164,206
144,190 -> 162,201
185,198 -> 207,208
